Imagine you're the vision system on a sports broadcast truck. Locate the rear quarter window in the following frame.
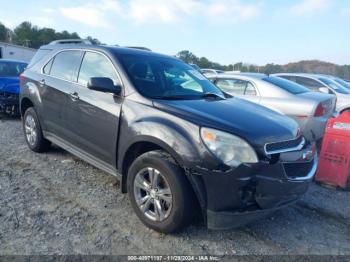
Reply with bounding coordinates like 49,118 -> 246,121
49,50 -> 83,82
27,49 -> 52,68
263,76 -> 310,94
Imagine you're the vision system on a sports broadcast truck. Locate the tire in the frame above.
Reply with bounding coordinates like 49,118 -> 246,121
23,107 -> 51,153
127,150 -> 196,233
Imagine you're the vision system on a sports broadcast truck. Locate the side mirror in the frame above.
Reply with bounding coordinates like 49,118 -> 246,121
87,77 -> 121,95
318,87 -> 329,94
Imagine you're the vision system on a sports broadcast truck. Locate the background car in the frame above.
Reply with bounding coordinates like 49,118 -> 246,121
208,73 -> 336,143
275,73 -> 350,113
0,59 -> 27,115
189,63 -> 201,72
321,75 -> 350,90
201,68 -> 225,76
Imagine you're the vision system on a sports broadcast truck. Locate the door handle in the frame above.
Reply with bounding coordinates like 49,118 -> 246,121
39,79 -> 45,87
69,92 -> 80,101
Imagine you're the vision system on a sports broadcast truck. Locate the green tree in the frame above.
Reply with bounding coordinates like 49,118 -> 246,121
0,22 -> 8,41
176,50 -> 199,64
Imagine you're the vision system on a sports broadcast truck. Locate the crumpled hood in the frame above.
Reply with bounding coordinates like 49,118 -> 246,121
0,77 -> 20,94
153,97 -> 300,150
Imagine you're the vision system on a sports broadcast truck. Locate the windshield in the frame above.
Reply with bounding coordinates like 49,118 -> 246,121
262,76 -> 310,94
318,77 -> 350,94
334,77 -> 350,90
0,61 -> 27,77
118,54 -> 224,99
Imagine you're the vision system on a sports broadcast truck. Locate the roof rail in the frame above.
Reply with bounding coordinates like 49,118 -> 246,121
125,46 -> 152,51
48,39 -> 93,45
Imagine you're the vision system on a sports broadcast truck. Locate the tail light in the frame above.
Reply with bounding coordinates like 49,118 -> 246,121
314,103 -> 326,117
19,74 -> 25,86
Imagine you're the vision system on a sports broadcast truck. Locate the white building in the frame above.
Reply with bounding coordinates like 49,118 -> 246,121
0,42 -> 37,63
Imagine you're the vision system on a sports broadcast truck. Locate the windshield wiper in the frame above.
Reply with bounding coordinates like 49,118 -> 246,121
202,92 -> 225,100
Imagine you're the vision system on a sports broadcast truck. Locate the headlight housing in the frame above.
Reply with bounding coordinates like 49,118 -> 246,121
200,127 -> 258,167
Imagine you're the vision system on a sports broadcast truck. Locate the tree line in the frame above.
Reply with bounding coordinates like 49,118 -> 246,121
176,50 -> 350,80
1,21 -> 349,79
0,21 -> 101,48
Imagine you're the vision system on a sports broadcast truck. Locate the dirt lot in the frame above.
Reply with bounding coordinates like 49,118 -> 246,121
0,116 -> 349,255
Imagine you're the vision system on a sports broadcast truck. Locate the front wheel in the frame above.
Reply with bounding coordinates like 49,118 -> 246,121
127,150 -> 196,233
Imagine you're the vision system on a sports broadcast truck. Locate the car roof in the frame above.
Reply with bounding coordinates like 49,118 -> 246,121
207,73 -> 267,80
39,43 -> 176,61
0,59 -> 27,64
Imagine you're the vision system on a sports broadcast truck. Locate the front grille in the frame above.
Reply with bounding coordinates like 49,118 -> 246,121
283,160 -> 314,179
265,136 -> 304,154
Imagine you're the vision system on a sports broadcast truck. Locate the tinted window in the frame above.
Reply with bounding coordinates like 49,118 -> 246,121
295,77 -> 323,91
318,77 -> 350,94
279,75 -> 295,82
78,52 -> 120,86
27,49 -> 51,68
0,61 -> 27,77
50,51 -> 82,81
263,76 -> 309,94
118,54 -> 224,99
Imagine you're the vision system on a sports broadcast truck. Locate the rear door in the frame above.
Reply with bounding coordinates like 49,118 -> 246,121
63,50 -> 123,168
40,50 -> 83,139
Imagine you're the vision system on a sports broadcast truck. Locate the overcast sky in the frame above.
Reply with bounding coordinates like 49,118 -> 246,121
1,0 -> 350,65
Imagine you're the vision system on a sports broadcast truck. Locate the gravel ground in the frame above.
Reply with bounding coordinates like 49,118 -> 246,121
0,116 -> 349,255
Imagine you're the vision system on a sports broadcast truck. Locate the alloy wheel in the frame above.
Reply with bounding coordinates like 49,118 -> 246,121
133,167 -> 173,222
25,114 -> 37,146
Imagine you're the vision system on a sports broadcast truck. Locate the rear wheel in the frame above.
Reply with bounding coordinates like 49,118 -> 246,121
127,150 -> 196,233
23,107 -> 51,152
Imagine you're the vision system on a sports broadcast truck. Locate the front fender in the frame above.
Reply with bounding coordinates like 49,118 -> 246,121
118,116 -> 206,170
117,99 -> 221,172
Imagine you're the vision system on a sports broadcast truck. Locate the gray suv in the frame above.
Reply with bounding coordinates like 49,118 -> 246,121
20,43 -> 317,233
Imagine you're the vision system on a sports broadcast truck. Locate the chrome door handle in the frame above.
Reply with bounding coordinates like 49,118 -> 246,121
69,92 -> 79,101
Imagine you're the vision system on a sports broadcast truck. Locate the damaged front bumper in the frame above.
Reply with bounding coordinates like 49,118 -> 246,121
189,143 -> 317,230
0,92 -> 19,115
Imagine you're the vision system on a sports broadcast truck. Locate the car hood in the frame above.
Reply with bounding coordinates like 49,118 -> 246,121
153,97 -> 299,151
0,77 -> 20,94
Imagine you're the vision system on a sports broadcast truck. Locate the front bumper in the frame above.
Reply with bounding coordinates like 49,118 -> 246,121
189,144 -> 317,230
0,92 -> 19,115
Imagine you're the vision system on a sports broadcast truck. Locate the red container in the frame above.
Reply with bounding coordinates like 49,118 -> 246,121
315,111 -> 350,190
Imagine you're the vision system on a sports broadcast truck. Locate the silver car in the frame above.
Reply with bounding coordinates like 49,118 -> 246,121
201,69 -> 225,76
274,73 -> 350,113
208,73 -> 336,143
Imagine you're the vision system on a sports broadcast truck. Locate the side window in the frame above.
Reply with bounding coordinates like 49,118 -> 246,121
295,77 -> 323,91
78,52 -> 120,86
50,51 -> 82,81
245,82 -> 257,96
216,79 -> 247,95
43,58 -> 53,74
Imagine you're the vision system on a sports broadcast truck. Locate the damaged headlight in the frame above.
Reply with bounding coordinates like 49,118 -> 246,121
201,127 -> 258,167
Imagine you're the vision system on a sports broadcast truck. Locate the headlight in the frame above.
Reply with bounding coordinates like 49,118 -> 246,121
200,127 -> 258,167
